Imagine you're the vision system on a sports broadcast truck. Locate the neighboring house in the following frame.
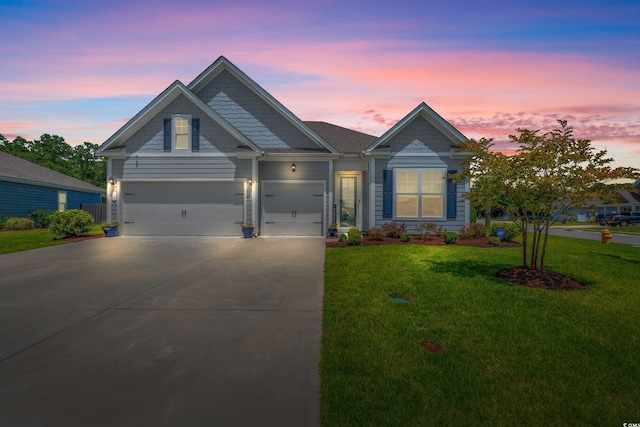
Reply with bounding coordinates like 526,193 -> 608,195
95,56 -> 470,236
567,178 -> 640,221
0,151 -> 105,218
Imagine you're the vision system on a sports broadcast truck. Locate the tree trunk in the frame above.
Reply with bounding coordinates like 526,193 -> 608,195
521,220 -> 528,268
540,222 -> 551,270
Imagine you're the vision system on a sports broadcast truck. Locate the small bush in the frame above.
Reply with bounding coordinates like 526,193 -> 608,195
459,222 -> 486,239
28,209 -> 55,228
443,231 -> 458,245
0,215 -> 7,229
488,236 -> 501,246
49,209 -> 95,238
368,227 -> 385,240
488,223 -> 520,242
382,221 -> 406,238
416,222 -> 444,240
4,217 -> 35,230
338,233 -> 348,242
400,233 -> 411,243
347,228 -> 362,245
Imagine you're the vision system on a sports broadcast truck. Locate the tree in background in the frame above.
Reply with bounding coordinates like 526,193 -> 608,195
0,134 -> 106,188
455,120 -> 638,271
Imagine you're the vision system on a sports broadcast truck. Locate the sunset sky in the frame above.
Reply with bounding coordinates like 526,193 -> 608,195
1,0 -> 639,168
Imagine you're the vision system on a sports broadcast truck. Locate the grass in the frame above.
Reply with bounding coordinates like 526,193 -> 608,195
0,225 -> 103,255
321,236 -> 640,426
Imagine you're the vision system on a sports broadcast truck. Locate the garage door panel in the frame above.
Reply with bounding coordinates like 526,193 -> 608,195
122,181 -> 244,236
262,182 -> 324,236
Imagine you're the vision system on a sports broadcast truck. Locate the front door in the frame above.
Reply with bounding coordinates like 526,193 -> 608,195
336,173 -> 361,232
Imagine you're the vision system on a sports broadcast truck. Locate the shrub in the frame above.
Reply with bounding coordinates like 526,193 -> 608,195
368,227 -> 385,240
416,222 -> 444,240
338,233 -> 348,242
347,228 -> 362,245
488,236 -> 501,246
382,221 -> 406,238
400,233 -> 411,243
488,223 -> 519,242
4,217 -> 35,230
28,209 -> 55,228
443,231 -> 458,245
49,209 -> 95,238
459,222 -> 486,239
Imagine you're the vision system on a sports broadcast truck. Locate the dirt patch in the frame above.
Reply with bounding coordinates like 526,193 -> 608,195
495,266 -> 587,291
54,233 -> 104,243
421,341 -> 442,353
326,235 -> 520,248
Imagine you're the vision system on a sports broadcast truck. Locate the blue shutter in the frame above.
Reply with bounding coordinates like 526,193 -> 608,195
447,169 -> 457,219
383,169 -> 393,219
191,118 -> 200,152
163,119 -> 171,152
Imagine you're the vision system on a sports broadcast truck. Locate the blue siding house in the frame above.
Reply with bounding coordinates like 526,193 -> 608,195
0,151 -> 104,218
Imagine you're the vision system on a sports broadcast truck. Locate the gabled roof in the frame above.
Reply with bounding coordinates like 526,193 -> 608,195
304,121 -> 377,154
189,56 -> 338,154
96,80 -> 261,155
0,151 -> 104,194
365,102 -> 467,153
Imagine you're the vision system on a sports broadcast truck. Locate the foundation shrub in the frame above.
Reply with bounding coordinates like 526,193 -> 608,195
400,233 -> 411,243
49,209 -> 94,238
416,222 -> 444,240
4,217 -> 35,230
459,222 -> 486,239
28,209 -> 55,228
381,221 -> 406,238
347,228 -> 362,245
488,223 -> 519,242
368,227 -> 385,240
443,231 -> 458,245
488,236 -> 501,246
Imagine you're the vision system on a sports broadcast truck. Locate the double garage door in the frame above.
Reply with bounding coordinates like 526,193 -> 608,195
122,181 -> 244,236
262,182 -> 324,236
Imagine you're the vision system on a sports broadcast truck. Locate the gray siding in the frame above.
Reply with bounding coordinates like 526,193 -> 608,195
113,157 -> 251,180
125,94 -> 243,155
389,116 -> 455,154
194,70 -> 320,150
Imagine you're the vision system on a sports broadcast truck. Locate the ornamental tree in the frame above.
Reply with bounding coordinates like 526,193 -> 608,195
455,120 -> 638,270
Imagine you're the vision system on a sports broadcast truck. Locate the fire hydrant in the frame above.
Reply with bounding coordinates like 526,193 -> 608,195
601,228 -> 613,244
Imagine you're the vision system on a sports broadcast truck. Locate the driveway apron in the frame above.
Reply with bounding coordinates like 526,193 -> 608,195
0,236 -> 325,427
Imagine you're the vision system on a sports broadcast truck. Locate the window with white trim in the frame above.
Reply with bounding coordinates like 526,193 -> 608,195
395,169 -> 445,218
58,191 -> 67,212
173,115 -> 190,150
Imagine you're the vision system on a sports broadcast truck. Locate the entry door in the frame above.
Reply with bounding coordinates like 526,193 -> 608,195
262,182 -> 324,236
336,173 -> 361,232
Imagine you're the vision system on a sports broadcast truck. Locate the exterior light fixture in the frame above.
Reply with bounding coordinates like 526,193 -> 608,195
108,177 -> 115,186
291,163 -> 296,172
247,178 -> 253,186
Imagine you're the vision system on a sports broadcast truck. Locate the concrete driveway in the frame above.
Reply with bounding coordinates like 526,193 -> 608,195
0,236 -> 325,426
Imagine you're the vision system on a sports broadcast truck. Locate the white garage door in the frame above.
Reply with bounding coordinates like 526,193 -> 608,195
262,182 -> 324,236
122,181 -> 244,236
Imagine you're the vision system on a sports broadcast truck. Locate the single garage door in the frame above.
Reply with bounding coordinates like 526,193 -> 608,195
262,182 -> 324,236
122,181 -> 244,236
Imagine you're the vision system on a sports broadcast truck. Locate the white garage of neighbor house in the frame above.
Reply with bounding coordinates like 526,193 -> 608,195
96,56 -> 470,237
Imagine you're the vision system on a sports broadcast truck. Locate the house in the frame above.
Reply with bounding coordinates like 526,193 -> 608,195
567,178 -> 640,222
95,56 -> 470,236
0,151 -> 104,218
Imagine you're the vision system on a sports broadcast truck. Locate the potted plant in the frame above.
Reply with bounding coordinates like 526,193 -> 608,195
328,222 -> 338,237
101,221 -> 120,237
241,222 -> 254,238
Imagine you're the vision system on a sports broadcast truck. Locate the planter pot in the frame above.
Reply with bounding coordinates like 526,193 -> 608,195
328,228 -> 337,237
103,226 -> 119,237
242,227 -> 254,238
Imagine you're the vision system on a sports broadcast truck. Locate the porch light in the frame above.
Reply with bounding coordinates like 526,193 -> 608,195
291,163 -> 296,172
247,178 -> 253,186
108,177 -> 115,186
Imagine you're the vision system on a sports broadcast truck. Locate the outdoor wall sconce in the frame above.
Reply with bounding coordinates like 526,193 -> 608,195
247,178 -> 253,186
291,163 -> 296,172
108,177 -> 115,186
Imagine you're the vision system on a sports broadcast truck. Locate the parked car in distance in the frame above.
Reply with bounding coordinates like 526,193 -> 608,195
597,212 -> 625,225
607,212 -> 640,227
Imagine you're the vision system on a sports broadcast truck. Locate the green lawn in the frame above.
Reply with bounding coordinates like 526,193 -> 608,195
0,225 -> 103,255
321,236 -> 640,426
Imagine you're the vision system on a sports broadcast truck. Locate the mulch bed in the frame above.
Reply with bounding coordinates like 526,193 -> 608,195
54,233 -> 104,242
326,235 -> 520,248
495,267 -> 587,290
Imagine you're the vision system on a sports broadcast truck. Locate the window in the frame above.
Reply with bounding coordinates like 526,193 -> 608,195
164,115 -> 199,152
394,169 -> 444,218
174,118 -> 189,149
58,191 -> 67,212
